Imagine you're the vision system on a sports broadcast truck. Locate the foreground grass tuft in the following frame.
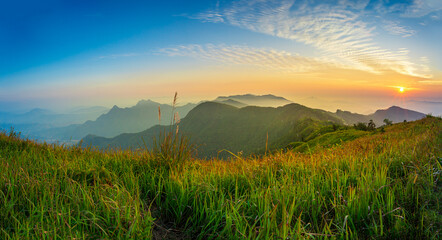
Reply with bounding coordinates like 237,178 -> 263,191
1,116 -> 441,239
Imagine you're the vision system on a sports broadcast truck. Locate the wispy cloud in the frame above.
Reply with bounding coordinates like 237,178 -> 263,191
430,14 -> 440,20
383,20 -> 416,37
193,0 -> 431,78
190,11 -> 224,23
402,0 -> 442,18
418,80 -> 442,85
158,44 -> 334,73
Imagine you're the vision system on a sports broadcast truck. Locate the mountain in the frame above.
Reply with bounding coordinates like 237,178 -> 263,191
336,106 -> 426,126
370,106 -> 426,124
214,99 -> 248,108
214,94 -> 292,107
335,109 -> 371,125
40,100 -> 196,141
82,101 -> 428,158
82,101 -> 344,158
405,100 -> 442,116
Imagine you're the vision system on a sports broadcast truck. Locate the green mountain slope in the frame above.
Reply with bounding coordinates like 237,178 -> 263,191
83,102 -> 344,158
290,128 -> 370,153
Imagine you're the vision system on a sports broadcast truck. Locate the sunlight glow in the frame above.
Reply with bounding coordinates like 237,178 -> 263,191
399,87 -> 404,93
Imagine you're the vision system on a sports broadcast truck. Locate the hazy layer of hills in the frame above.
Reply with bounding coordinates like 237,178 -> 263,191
0,106 -> 109,127
335,105 -> 425,126
82,96 -> 426,158
0,106 -> 109,139
7,94 -> 291,142
38,100 -> 196,141
214,94 -> 292,107
213,99 -> 248,108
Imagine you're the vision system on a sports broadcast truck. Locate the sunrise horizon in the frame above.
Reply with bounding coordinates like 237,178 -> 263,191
1,0 -> 441,115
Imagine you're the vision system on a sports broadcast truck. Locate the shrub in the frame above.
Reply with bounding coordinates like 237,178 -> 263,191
367,119 -> 376,131
354,122 -> 368,131
383,118 -> 393,126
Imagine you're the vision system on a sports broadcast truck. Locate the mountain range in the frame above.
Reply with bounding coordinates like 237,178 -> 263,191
335,106 -> 426,125
82,96 -> 426,158
83,102 -> 344,158
1,94 -> 427,155
27,94 -> 293,142
37,100 -> 197,141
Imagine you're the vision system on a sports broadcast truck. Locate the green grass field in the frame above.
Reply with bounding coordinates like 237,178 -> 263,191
1,116 -> 441,239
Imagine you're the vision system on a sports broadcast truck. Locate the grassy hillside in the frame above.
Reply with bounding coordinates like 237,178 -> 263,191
289,128 -> 370,153
1,117 -> 441,239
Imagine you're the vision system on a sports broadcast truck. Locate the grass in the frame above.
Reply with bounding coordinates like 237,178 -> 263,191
290,128 -> 369,153
0,116 -> 441,239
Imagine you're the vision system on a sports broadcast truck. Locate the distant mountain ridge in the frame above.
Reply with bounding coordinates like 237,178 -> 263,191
371,106 -> 425,123
0,106 -> 108,127
38,100 -> 196,141
336,106 -> 426,126
215,94 -> 292,107
214,99 -> 248,108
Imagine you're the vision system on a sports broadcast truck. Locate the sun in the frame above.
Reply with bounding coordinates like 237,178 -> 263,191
399,87 -> 404,93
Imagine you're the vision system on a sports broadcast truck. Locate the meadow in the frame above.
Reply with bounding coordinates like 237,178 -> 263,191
0,116 -> 441,239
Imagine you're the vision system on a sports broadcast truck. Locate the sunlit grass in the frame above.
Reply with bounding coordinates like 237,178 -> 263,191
1,116 -> 441,239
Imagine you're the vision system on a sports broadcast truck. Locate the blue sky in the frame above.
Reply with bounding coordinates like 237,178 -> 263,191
1,0 -> 441,114
0,0 -> 215,75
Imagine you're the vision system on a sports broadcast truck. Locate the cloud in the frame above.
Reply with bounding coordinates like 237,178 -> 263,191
430,14 -> 440,20
402,0 -> 442,18
418,80 -> 442,85
194,0 -> 431,78
191,11 -> 224,23
383,20 -> 416,37
158,44 -> 334,73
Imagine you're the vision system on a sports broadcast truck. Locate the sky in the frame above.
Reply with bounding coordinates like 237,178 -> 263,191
1,0 -> 441,114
